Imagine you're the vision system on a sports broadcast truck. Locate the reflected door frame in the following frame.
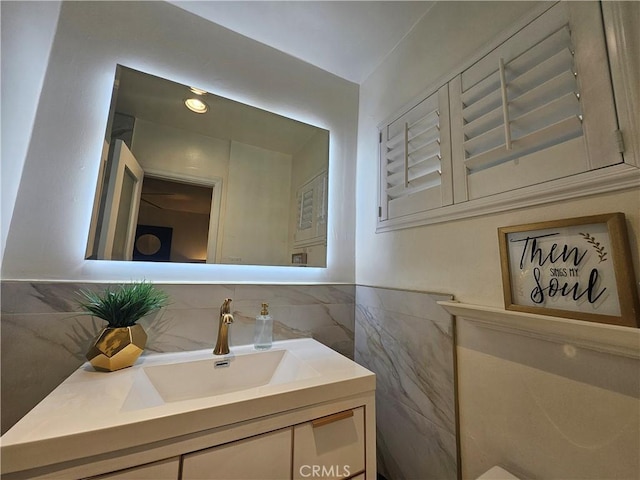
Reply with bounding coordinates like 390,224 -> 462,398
85,140 -> 109,259
143,167 -> 223,264
97,139 -> 144,260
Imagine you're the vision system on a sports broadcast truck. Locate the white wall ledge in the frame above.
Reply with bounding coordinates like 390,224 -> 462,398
438,301 -> 640,359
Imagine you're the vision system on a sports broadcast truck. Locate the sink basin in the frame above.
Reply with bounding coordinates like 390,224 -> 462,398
142,348 -> 320,403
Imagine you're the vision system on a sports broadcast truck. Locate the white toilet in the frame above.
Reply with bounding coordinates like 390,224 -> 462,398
476,465 -> 521,479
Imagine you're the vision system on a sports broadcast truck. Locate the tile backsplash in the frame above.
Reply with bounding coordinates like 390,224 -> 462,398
0,282 -> 355,434
354,286 -> 458,480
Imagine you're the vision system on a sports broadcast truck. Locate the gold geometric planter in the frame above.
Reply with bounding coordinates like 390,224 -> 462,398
86,325 -> 147,372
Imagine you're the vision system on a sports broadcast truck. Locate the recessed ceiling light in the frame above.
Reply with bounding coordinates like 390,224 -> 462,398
189,87 -> 207,95
184,97 -> 209,114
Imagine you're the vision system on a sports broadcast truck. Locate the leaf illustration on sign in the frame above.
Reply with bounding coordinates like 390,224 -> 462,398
579,232 -> 608,263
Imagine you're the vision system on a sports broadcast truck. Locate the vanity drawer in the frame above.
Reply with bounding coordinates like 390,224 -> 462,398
182,428 -> 292,480
293,407 -> 365,480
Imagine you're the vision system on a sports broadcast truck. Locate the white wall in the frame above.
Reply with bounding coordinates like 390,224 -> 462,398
132,119 -> 231,183
0,1 -> 62,263
222,142 -> 292,266
1,0 -> 358,283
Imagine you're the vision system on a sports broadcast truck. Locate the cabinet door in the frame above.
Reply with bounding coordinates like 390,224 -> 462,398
293,408 -> 365,480
182,428 -> 292,480
87,457 -> 179,479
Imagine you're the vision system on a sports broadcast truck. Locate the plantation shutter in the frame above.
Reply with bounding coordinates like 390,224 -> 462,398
298,188 -> 314,231
450,2 -> 621,202
294,171 -> 327,247
378,85 -> 452,230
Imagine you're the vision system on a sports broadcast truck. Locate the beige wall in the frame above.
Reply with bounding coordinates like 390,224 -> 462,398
356,2 -> 639,479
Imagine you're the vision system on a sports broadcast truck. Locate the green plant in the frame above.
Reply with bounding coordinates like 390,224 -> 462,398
77,281 -> 169,328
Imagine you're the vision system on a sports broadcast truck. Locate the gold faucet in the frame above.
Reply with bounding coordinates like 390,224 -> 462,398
213,298 -> 234,355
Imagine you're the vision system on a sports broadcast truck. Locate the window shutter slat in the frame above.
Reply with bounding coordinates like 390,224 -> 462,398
408,123 -> 439,147
386,131 -> 404,149
408,162 -> 440,183
386,157 -> 405,174
511,91 -> 581,140
409,135 -> 440,160
465,115 -> 583,172
387,170 -> 441,200
461,71 -> 501,108
508,48 -> 575,99
464,123 -> 505,158
505,27 -> 572,83
408,108 -> 440,130
386,146 -> 404,161
457,12 -> 583,176
509,69 -> 577,116
463,105 -> 503,139
511,115 -> 583,156
409,152 -> 441,172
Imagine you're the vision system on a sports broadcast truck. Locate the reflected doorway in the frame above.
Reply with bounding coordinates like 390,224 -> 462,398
136,177 -> 215,263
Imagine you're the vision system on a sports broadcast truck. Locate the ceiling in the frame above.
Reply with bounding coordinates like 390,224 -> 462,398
169,1 -> 435,84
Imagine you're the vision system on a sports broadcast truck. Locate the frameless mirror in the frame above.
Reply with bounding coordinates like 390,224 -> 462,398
86,65 -> 328,267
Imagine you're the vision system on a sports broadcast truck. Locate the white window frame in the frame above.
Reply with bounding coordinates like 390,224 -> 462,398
376,1 -> 639,234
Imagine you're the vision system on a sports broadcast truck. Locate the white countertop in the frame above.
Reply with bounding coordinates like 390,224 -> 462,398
1,338 -> 375,475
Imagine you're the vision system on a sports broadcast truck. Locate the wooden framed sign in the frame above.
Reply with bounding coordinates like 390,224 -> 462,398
498,213 -> 639,327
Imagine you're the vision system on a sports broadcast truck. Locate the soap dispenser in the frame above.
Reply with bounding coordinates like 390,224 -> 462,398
254,303 -> 273,350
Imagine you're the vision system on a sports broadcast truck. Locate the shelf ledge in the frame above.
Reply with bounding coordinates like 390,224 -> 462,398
438,301 -> 640,359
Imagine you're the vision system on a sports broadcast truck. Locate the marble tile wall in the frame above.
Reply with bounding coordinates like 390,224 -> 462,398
0,281 -> 355,434
354,286 -> 458,480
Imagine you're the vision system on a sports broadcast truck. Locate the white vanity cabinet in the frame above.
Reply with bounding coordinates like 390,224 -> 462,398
180,407 -> 367,480
86,406 -> 369,480
1,340 -> 376,480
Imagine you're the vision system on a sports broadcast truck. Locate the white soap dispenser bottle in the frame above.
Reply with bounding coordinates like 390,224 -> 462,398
254,303 -> 273,350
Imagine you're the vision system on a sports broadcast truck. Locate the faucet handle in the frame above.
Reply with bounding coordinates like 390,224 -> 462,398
220,298 -> 232,315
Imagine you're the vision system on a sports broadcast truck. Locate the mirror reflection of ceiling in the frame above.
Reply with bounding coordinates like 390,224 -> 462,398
115,67 -> 321,155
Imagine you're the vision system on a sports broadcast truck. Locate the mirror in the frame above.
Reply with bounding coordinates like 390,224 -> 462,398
86,65 -> 329,267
